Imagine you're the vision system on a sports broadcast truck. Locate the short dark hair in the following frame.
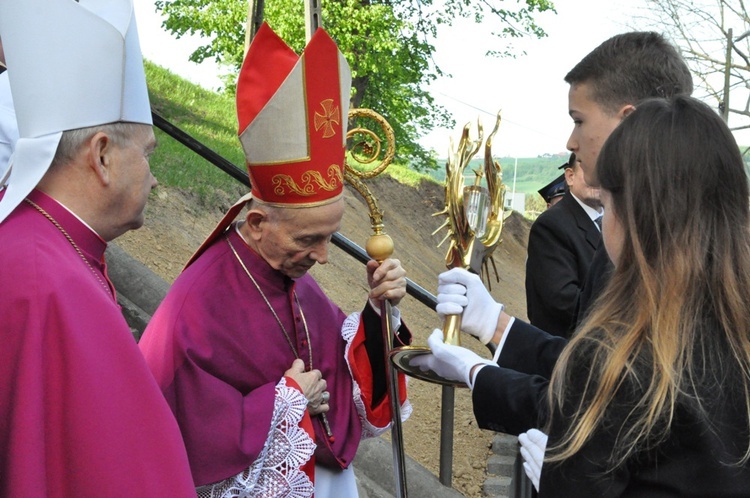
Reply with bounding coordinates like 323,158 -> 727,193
565,32 -> 694,114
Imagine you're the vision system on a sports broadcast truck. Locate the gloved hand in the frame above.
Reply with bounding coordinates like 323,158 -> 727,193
437,268 -> 504,344
408,329 -> 495,388
518,428 -> 548,492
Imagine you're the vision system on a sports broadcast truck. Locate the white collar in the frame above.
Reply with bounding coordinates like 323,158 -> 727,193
570,192 -> 603,223
49,194 -> 98,235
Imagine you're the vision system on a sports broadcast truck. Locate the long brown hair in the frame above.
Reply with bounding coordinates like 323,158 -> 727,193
547,96 -> 750,469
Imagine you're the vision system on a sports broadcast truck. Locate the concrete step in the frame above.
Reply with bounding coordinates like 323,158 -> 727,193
356,469 -> 394,498
491,434 -> 519,455
487,454 -> 516,477
484,476 -> 512,497
353,437 -> 464,498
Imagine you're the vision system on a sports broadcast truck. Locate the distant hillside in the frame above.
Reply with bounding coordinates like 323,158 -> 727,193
428,155 -> 569,197
429,150 -> 750,197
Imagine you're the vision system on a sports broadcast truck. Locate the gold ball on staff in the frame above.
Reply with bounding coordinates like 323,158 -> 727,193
366,232 -> 394,262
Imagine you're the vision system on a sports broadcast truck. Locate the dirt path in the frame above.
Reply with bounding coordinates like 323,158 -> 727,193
116,178 -> 531,497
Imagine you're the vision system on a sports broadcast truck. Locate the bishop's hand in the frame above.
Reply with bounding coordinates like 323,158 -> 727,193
284,359 -> 330,416
367,258 -> 407,307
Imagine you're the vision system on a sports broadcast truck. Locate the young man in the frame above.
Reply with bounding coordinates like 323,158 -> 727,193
565,31 -> 693,186
412,30 -> 693,434
139,24 -> 411,497
0,0 -> 195,495
525,154 -> 602,338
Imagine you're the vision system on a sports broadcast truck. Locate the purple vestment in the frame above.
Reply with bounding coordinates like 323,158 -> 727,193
139,226 -> 409,491
0,189 -> 195,496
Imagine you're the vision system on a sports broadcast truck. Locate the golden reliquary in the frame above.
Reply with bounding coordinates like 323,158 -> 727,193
390,111 -> 509,386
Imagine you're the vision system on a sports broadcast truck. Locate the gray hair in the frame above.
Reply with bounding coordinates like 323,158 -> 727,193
50,121 -> 146,169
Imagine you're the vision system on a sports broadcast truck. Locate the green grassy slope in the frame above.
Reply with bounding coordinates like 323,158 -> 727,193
145,61 -> 247,207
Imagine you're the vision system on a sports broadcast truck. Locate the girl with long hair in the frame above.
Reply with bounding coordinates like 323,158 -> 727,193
532,94 -> 750,495
416,95 -> 750,495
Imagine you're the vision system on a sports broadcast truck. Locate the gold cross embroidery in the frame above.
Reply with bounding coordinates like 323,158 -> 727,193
314,99 -> 340,138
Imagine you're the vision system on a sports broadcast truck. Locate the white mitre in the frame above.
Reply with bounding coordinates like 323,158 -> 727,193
0,0 -> 151,224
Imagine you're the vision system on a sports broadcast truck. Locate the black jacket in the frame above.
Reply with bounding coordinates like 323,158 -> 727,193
525,193 -> 600,338
473,319 -> 750,497
472,319 -> 563,435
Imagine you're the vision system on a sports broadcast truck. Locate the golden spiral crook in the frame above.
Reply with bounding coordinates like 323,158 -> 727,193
344,108 -> 396,262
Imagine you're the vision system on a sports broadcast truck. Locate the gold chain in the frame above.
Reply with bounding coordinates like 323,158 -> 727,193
226,231 -> 334,440
24,198 -> 112,298
226,233 -> 313,371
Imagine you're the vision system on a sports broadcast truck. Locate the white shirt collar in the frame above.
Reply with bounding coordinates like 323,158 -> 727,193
570,192 -> 603,223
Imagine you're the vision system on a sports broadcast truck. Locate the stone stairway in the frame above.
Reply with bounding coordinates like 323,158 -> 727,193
484,434 -> 516,497
355,433 -> 527,498
484,434 -> 534,498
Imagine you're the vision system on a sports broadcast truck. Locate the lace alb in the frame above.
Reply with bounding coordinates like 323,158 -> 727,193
196,378 -> 316,498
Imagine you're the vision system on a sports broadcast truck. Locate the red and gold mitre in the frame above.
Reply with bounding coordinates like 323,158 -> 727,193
237,22 -> 352,207
184,23 -> 351,268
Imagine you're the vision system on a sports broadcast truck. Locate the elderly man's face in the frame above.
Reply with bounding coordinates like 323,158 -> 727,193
107,124 -> 157,238
254,199 -> 344,279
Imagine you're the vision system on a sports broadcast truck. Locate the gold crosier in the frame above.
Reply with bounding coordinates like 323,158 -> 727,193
344,107 -> 409,497
390,111 -> 508,387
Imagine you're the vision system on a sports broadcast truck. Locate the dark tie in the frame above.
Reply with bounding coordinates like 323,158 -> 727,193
594,215 -> 603,231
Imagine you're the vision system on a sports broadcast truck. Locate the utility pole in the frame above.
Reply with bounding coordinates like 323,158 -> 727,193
245,0 -> 265,51
304,0 -> 323,41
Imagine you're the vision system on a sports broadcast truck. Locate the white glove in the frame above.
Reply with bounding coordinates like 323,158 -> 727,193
408,329 -> 495,388
437,268 -> 503,344
518,428 -> 548,492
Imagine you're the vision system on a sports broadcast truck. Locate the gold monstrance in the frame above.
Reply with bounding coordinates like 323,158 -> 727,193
390,111 -> 507,386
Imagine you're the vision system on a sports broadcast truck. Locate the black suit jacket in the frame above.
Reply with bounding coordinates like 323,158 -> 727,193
473,319 -> 750,497
525,193 -> 601,338
575,242 -> 614,326
472,319 -> 565,435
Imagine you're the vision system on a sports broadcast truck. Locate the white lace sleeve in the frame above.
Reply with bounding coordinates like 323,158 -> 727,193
196,377 -> 316,498
342,312 -> 412,440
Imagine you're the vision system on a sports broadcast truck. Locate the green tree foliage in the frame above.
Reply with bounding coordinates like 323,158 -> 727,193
154,0 -> 555,170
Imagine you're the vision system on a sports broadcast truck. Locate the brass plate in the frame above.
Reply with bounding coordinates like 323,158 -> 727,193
389,346 -> 467,388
